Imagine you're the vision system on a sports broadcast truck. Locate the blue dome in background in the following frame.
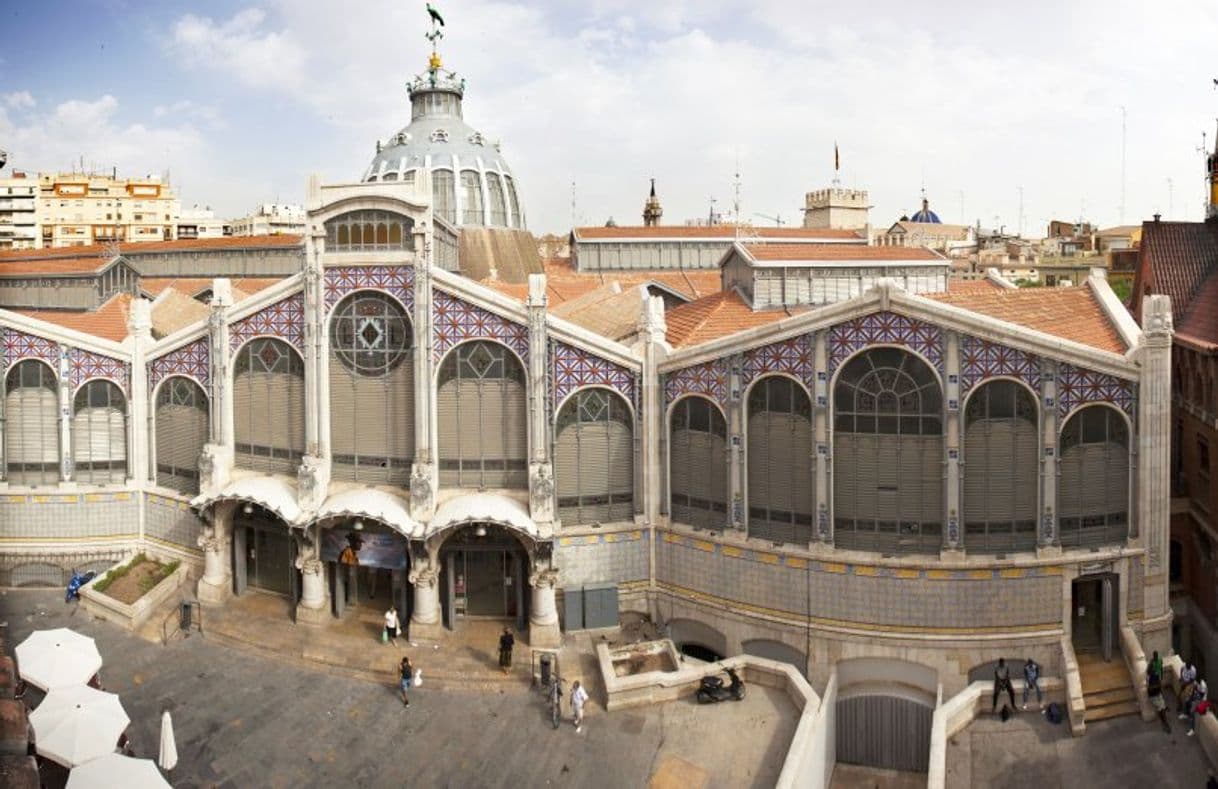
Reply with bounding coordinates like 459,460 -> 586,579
909,196 -> 941,224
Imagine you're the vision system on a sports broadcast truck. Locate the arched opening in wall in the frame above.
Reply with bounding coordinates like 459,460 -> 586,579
554,388 -> 633,525
154,377 -> 209,494
72,380 -> 127,485
437,341 -> 528,489
667,618 -> 727,662
233,338 -> 306,475
963,380 -> 1038,553
668,396 -> 728,531
1058,404 -> 1128,548
438,523 -> 530,632
329,292 -> 414,485
231,502 -> 300,613
747,376 -> 813,545
320,519 -> 411,621
432,170 -> 456,225
4,359 -> 60,485
833,347 -> 943,555
741,638 -> 806,672
324,210 -> 414,253
835,658 -> 938,775
460,170 -> 484,225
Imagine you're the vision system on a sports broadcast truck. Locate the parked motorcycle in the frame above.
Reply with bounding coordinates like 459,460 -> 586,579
65,569 -> 96,602
696,667 -> 746,704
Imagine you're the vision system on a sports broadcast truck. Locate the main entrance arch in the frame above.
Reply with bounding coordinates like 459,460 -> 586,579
439,524 -> 529,631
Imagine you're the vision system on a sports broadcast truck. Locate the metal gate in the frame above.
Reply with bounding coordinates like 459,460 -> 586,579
836,694 -> 933,773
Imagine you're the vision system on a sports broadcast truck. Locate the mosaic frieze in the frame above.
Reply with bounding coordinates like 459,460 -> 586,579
552,341 -> 636,408
432,289 -> 529,364
959,336 -> 1040,394
148,337 -> 210,392
70,348 -> 130,392
1057,363 -> 1135,418
741,334 -> 815,390
2,327 -> 59,369
828,311 -> 943,376
229,293 -> 305,353
324,265 -> 414,314
664,357 -> 730,408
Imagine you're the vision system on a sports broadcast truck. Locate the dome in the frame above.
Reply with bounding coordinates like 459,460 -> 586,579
362,57 -> 525,229
909,196 -> 941,224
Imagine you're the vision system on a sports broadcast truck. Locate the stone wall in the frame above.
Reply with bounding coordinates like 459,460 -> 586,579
144,492 -> 205,555
0,491 -> 138,541
556,527 -> 649,587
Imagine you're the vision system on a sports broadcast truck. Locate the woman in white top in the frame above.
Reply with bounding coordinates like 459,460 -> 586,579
384,605 -> 401,646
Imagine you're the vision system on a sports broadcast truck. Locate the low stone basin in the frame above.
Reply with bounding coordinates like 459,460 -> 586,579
610,640 -> 679,677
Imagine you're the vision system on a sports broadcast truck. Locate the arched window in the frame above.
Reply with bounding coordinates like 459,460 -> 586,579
504,176 -> 521,228
669,396 -> 728,530
1058,405 -> 1128,548
329,292 -> 414,484
432,170 -> 456,225
555,389 -> 633,524
4,360 -> 59,485
154,377 -> 208,494
72,380 -> 127,484
487,173 -> 508,226
747,376 -> 813,545
460,170 -> 484,225
437,341 -> 527,488
324,210 -> 414,253
833,347 -> 942,554
963,380 -> 1038,553
233,338 -> 305,474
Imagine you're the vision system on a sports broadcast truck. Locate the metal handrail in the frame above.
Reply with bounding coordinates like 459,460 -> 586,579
161,600 -> 203,645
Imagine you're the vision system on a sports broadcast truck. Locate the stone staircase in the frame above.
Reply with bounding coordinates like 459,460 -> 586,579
1077,651 -> 1138,723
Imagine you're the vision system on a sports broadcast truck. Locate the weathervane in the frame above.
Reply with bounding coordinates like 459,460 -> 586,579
425,4 -> 445,53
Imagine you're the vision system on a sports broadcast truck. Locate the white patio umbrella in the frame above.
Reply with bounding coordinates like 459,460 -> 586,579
29,685 -> 130,768
158,710 -> 178,772
15,627 -> 102,691
66,753 -> 171,789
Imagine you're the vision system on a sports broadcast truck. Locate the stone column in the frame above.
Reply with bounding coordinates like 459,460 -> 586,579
297,241 -> 328,513
408,549 -> 444,640
410,224 -> 437,521
199,280 -> 234,495
58,345 -> 72,482
943,331 -> 963,552
1039,359 -> 1060,552
727,353 -> 746,531
526,274 -> 555,525
1138,295 -> 1173,632
296,524 -> 329,625
127,300 -> 153,484
633,295 -> 669,529
197,500 -> 233,604
528,563 -> 561,648
812,331 -> 831,542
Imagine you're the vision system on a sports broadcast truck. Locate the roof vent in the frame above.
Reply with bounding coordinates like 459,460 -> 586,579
1153,213 -> 1161,223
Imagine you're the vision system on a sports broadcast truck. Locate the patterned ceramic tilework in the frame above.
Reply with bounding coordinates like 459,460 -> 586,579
432,289 -> 529,363
148,337 -> 210,392
828,311 -> 943,376
2,327 -> 59,369
229,292 -> 305,353
959,336 -> 1041,394
70,348 -> 130,392
664,357 -> 730,408
1057,362 -> 1135,418
324,265 -> 415,314
552,341 -> 636,407
741,335 -> 815,389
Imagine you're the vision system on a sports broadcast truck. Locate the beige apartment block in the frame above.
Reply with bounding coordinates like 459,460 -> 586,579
37,171 -> 178,248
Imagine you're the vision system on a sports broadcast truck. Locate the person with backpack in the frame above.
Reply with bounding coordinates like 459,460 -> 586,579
1185,678 -> 1208,736
992,658 -> 1016,715
1178,662 -> 1198,711
1021,658 -> 1042,711
1147,669 -> 1171,733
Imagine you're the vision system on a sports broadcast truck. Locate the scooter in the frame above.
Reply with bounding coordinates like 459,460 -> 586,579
65,569 -> 96,602
696,667 -> 746,703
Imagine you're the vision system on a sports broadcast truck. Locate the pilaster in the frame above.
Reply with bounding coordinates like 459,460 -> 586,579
127,300 -> 153,484
408,546 -> 443,640
633,294 -> 668,596
296,524 -> 329,625
297,237 -> 328,513
727,352 -> 745,531
943,331 -> 962,552
199,280 -> 234,495
197,500 -> 233,605
1039,359 -> 1059,552
526,274 -> 555,525
812,330 -> 831,542
411,224 -> 437,521
58,345 -> 72,482
528,562 -> 561,648
1138,295 -> 1173,622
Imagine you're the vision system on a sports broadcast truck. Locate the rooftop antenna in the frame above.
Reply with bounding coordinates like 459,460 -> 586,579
1120,106 -> 1127,224
1017,186 -> 1025,237
1197,128 -> 1210,215
832,141 -> 841,187
733,152 -> 742,237
570,180 -> 576,229
708,196 -> 717,224
1167,177 -> 1174,219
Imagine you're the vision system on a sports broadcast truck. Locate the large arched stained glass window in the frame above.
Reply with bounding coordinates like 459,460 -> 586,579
833,347 -> 943,555
669,396 -> 728,530
555,388 -> 633,525
1058,405 -> 1129,548
437,341 -> 527,488
72,380 -> 127,485
963,381 -> 1038,553
154,377 -> 208,494
4,360 -> 59,485
233,338 -> 306,474
329,292 -> 414,484
747,376 -> 813,545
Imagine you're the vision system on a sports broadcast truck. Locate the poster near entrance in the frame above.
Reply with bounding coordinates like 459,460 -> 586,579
321,528 -> 407,570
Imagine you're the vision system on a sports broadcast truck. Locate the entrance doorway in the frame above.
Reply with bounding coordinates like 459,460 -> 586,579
439,525 -> 528,631
232,507 -> 299,605
1072,574 -> 1119,659
320,522 -> 410,620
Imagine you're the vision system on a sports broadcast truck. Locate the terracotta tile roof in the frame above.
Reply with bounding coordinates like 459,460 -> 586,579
0,256 -> 115,276
1133,220 -> 1218,323
743,243 -> 944,263
10,293 -> 133,342
480,258 -> 722,308
924,285 -> 1126,354
665,290 -> 809,347
574,225 -> 863,241
0,234 -> 302,263
551,283 -> 646,341
151,289 -> 211,338
140,277 -> 283,300
942,278 -> 1007,295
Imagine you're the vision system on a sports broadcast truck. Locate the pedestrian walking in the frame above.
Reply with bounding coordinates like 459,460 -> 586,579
1147,650 -> 1163,681
1021,658 -> 1042,711
399,656 -> 414,707
992,658 -> 1016,715
570,680 -> 589,733
498,628 -> 515,674
1147,669 -> 1171,733
384,605 -> 401,646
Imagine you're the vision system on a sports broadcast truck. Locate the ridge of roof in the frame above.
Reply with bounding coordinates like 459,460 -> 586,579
742,243 -> 944,262
665,289 -> 808,347
10,292 -> 133,343
0,234 -> 303,263
574,225 -> 863,241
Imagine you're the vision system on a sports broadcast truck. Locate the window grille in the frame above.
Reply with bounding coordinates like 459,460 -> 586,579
1058,405 -> 1129,548
669,396 -> 729,530
72,379 -> 127,484
962,380 -> 1038,553
436,341 -> 527,489
555,388 -> 633,524
747,376 -> 814,545
154,376 -> 208,494
233,338 -> 306,474
4,360 -> 60,485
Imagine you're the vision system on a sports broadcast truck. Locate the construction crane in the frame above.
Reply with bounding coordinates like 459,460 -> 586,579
753,212 -> 785,227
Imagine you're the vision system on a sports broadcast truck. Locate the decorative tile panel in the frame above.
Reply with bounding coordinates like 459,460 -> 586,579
1,328 -> 59,369
959,336 -> 1041,394
432,289 -> 529,363
552,341 -> 636,407
828,311 -> 943,376
148,337 -> 210,392
324,265 -> 414,314
229,292 -> 305,353
69,348 -> 130,392
664,357 -> 730,408
741,335 -> 815,389
1057,363 -> 1135,418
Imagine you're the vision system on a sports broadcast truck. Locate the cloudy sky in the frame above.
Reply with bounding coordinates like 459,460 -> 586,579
2,1 -> 1216,234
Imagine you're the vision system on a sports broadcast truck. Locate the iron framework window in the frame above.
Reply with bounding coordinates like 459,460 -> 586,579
72,379 -> 127,484
833,347 -> 943,555
4,360 -> 60,485
555,388 -> 634,524
504,176 -> 521,228
329,292 -> 415,484
432,170 -> 457,225
669,396 -> 729,530
437,341 -> 528,488
487,173 -> 508,226
233,338 -> 306,475
154,376 -> 208,494
1058,404 -> 1129,548
962,380 -> 1039,553
324,210 -> 414,253
747,376 -> 814,545
460,171 -> 484,225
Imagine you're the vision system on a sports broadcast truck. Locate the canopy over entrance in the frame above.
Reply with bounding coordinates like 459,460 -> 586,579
310,487 -> 421,538
191,475 -> 303,526
426,493 -> 538,544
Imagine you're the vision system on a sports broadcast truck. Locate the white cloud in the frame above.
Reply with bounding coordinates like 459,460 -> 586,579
3,91 -> 35,110
169,8 -> 306,93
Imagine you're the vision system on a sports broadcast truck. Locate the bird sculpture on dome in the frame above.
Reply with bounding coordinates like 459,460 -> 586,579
425,3 -> 446,68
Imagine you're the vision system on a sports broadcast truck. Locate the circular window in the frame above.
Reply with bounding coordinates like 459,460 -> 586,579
331,293 -> 411,376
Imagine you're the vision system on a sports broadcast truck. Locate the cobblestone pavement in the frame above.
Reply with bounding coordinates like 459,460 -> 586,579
1,590 -> 794,789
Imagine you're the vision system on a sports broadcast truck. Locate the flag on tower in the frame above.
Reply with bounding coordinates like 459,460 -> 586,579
834,142 -> 840,172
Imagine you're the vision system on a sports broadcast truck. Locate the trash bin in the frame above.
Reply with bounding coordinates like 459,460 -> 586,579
540,653 -> 553,687
180,602 -> 192,632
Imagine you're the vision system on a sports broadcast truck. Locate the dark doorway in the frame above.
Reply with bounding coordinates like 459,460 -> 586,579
232,506 -> 298,602
1072,574 -> 1118,659
440,524 -> 528,631
678,643 -> 724,662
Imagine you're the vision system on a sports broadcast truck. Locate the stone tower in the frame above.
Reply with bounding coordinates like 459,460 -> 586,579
801,186 -> 871,230
642,179 -> 663,227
